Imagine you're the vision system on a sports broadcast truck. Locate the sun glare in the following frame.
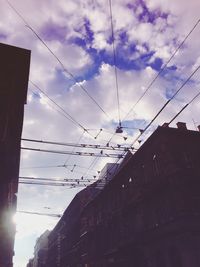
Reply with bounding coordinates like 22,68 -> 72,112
12,213 -> 18,224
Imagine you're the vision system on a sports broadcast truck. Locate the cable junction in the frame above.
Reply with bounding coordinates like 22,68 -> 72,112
19,181 -> 95,187
19,176 -> 108,189
21,147 -> 124,158
63,131 -> 85,166
19,176 -> 97,183
100,18 -> 200,144
21,138 -> 132,151
20,164 -> 101,174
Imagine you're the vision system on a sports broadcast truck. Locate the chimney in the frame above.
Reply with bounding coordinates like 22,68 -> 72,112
197,125 -> 200,132
162,122 -> 169,128
176,122 -> 187,130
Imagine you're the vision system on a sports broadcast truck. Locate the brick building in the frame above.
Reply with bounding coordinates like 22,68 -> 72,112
0,43 -> 30,267
46,123 -> 200,267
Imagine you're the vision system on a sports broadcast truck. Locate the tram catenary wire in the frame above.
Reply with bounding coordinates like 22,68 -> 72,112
19,176 -> 97,183
129,63 -> 200,148
5,0 -> 112,120
21,137 -> 132,151
122,18 -> 200,122
106,18 -> 200,144
21,146 -> 124,158
108,0 -> 121,125
168,87 -> 200,125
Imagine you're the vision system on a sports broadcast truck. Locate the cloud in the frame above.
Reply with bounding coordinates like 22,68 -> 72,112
1,1 -> 200,266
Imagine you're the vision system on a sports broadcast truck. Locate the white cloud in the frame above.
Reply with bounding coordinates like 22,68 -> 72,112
1,1 -> 200,266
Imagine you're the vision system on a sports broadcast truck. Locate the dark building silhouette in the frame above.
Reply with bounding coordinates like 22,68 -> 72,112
47,183 -> 101,267
46,123 -> 200,267
32,230 -> 50,267
0,43 -> 30,267
26,259 -> 34,267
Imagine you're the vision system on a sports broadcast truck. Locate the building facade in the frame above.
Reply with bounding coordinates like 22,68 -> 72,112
32,230 -> 50,267
26,259 -> 34,267
46,122 -> 200,267
0,43 -> 30,267
47,183 -> 101,267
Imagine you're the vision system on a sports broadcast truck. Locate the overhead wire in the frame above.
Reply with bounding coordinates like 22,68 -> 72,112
20,163 -> 100,173
129,63 -> 200,148
30,89 -> 78,126
20,163 -> 100,180
7,0 -> 126,186
8,0 -> 200,187
17,210 -> 61,218
105,18 -> 200,146
6,0 -> 140,182
168,87 -> 200,125
112,85 -> 200,178
30,81 -> 94,137
30,78 -> 124,175
21,134 -> 130,180
64,166 -> 98,176
7,0 -> 123,185
105,19 -> 200,149
5,0 -> 111,120
19,176 -> 96,183
21,146 -> 124,158
62,131 -> 88,176
63,130 -> 85,166
30,83 -> 76,126
19,181 -> 88,187
30,70 -> 126,148
20,164 -> 67,169
122,18 -> 200,122
108,0 -> 121,125
83,79 -> 200,183
31,83 -> 119,145
21,137 -> 131,151
81,157 -> 100,180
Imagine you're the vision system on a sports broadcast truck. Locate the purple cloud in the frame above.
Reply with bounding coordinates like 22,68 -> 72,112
41,20 -> 68,42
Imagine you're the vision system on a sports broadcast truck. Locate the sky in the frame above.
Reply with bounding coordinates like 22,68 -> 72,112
1,0 -> 200,266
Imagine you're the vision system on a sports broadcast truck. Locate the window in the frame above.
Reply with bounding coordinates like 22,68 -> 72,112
169,246 -> 182,267
183,151 -> 193,168
155,250 -> 166,267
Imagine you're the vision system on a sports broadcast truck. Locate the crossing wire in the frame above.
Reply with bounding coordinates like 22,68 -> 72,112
168,88 -> 200,125
81,157 -> 99,180
63,130 -> 86,166
102,18 -> 200,147
21,146 -> 124,158
129,63 -> 200,148
20,164 -> 100,173
19,176 -> 96,183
